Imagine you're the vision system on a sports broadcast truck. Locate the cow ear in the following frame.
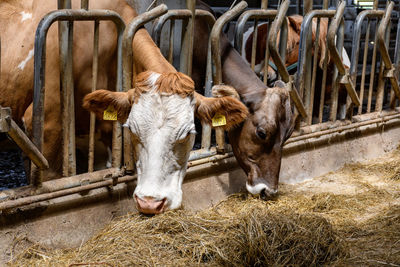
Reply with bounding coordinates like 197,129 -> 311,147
82,89 -> 134,123
287,15 -> 302,34
194,92 -> 248,130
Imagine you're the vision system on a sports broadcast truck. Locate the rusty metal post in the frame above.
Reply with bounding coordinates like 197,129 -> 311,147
180,0 -> 195,76
88,20 -> 99,173
211,1 -> 247,154
57,0 -> 76,177
303,0 -> 313,15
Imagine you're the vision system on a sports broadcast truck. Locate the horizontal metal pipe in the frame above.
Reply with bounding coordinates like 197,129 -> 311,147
0,175 -> 136,211
286,112 -> 400,144
187,152 -> 233,168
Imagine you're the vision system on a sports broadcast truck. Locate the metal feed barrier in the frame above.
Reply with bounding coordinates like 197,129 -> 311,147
1,0 -> 400,212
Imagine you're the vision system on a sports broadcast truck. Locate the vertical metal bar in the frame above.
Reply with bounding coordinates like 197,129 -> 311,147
302,25 -> 313,120
88,20 -> 99,173
318,38 -> 329,123
375,18 -> 391,112
303,0 -> 313,15
367,22 -> 379,113
250,19 -> 258,70
263,21 -> 270,84
261,0 -> 268,9
308,18 -> 321,125
67,20 -> 76,176
180,0 -> 195,75
358,21 -> 370,115
278,18 -> 288,81
329,17 -> 344,121
81,0 -> 89,10
323,0 -> 329,9
201,39 -> 213,150
168,20 -> 175,64
112,20 -> 124,169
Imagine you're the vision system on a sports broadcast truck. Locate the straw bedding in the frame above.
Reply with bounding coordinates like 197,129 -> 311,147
8,148 -> 400,266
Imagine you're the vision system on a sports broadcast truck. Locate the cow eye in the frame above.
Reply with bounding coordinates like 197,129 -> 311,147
177,129 -> 196,143
256,127 -> 267,140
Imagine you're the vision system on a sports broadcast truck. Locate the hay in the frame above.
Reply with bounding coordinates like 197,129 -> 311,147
8,195 -> 344,267
8,148 -> 400,267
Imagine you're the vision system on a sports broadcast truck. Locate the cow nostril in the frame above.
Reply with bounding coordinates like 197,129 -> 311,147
134,195 -> 168,214
260,188 -> 277,200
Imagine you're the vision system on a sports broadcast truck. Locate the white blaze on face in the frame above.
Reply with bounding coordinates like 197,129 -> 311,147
124,73 -> 196,210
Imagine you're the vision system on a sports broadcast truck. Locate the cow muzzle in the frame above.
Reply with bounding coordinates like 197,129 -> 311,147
135,195 -> 167,215
246,181 -> 278,200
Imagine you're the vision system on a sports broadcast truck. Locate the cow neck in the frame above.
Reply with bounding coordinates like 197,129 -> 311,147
220,35 -> 266,105
132,29 -> 176,75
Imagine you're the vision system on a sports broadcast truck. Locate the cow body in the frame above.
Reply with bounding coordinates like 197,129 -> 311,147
0,0 -> 136,178
193,1 -> 294,199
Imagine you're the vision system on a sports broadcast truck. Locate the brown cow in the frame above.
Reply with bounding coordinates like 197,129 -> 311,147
1,0 -> 137,178
193,1 -> 294,199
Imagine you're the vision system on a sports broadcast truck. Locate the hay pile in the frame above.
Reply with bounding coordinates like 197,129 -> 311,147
8,148 -> 400,266
8,195 -> 344,266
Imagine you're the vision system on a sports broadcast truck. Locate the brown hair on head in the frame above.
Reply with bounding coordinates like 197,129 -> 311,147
133,71 -> 194,102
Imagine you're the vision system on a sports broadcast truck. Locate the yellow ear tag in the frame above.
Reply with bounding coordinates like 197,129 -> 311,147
212,114 -> 226,127
103,105 -> 118,121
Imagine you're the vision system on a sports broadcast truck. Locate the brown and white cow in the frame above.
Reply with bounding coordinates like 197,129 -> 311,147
82,26 -> 248,214
0,0 -> 137,178
193,1 -> 294,199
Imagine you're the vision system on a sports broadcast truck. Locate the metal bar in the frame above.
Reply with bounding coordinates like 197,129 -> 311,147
88,20 -> 99,173
268,0 -> 307,118
308,18 -> 321,125
375,18 -> 391,112
303,0 -> 313,15
234,10 -> 278,57
81,0 -> 89,10
376,1 -> 400,101
0,175 -> 135,211
327,1 -> 360,107
286,111 -> 400,144
67,20 -> 76,176
261,0 -> 268,9
367,22 -> 379,113
167,20 -> 175,63
152,10 -> 215,46
318,44 -> 329,123
8,119 -> 49,170
250,18 -> 258,71
358,21 -> 371,115
262,21 -> 270,84
211,1 -> 247,154
186,0 -> 195,76
33,9 -> 126,185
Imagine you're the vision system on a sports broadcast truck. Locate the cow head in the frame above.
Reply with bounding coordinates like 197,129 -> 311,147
227,80 -> 293,199
83,71 -> 248,214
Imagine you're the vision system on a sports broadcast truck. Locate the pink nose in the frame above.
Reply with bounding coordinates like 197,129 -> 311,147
135,195 -> 167,215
